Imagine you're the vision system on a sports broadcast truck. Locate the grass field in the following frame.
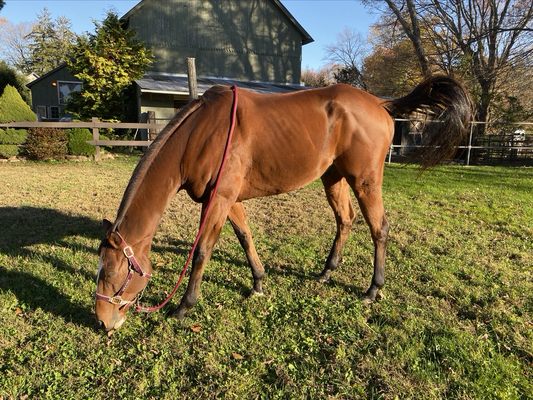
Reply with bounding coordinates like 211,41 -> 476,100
0,157 -> 531,399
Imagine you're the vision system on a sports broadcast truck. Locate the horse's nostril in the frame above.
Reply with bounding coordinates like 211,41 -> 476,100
96,320 -> 105,330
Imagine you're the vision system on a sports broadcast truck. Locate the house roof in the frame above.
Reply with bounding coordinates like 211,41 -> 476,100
135,73 -> 307,95
120,0 -> 314,45
26,63 -> 69,88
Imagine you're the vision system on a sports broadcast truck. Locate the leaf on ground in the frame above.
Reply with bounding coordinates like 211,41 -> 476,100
190,323 -> 202,333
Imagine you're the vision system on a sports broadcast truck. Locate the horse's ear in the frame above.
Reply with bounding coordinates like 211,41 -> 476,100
102,219 -> 121,248
102,219 -> 113,234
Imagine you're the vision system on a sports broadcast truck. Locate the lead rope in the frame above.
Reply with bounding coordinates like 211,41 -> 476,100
136,85 -> 239,313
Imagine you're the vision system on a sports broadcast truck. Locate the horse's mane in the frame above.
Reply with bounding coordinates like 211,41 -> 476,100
112,98 -> 204,232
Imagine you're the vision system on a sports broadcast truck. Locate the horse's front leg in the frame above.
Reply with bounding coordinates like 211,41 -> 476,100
172,195 -> 234,320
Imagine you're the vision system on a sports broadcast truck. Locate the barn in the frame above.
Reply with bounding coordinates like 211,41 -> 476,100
27,0 -> 313,122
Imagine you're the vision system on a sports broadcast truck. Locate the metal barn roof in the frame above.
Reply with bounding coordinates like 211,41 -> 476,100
135,74 -> 307,95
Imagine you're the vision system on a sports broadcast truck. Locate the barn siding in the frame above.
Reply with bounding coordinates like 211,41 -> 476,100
127,0 -> 302,83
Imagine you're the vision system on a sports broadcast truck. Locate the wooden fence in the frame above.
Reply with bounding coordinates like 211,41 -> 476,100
0,118 -> 167,161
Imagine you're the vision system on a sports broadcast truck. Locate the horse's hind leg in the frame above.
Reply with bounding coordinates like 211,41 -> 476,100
319,168 -> 356,283
348,174 -> 389,303
228,202 -> 265,295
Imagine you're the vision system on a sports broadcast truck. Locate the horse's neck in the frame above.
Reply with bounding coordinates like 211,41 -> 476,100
118,134 -> 187,246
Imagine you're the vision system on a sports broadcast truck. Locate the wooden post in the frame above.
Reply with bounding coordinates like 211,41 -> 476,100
187,57 -> 198,100
92,117 -> 101,161
147,111 -> 156,140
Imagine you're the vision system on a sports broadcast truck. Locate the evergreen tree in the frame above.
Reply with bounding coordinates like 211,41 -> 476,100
0,84 -> 36,122
25,8 -> 75,75
0,60 -> 31,104
66,12 -> 153,121
0,0 -> 5,12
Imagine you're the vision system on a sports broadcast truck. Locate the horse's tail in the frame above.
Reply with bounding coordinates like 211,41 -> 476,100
384,75 -> 472,169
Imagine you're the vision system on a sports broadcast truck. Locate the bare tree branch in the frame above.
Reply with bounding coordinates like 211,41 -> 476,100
365,0 -> 533,125
324,28 -> 368,88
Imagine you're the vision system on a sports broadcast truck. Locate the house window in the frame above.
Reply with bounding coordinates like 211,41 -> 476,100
57,81 -> 82,105
36,106 -> 47,120
50,106 -> 60,119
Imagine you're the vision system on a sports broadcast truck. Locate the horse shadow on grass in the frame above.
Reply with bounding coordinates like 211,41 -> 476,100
0,266 -> 93,327
153,237 -> 365,298
0,206 -> 361,325
0,206 -> 102,328
152,238 -> 252,298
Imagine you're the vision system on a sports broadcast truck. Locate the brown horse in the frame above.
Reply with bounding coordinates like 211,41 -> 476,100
95,76 -> 471,334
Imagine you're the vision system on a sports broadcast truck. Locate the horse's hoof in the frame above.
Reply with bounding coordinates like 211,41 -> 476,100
168,306 -> 188,320
248,289 -> 264,298
362,290 -> 384,306
362,296 -> 374,306
318,270 -> 332,283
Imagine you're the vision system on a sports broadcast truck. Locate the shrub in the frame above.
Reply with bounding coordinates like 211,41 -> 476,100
0,144 -> 19,158
0,128 -> 28,158
67,128 -> 95,156
0,85 -> 36,123
24,127 -> 68,160
0,128 -> 28,144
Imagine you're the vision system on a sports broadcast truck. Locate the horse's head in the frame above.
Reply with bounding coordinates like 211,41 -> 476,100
95,219 -> 152,336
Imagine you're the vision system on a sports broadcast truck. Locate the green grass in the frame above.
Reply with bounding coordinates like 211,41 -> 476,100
0,157 -> 531,399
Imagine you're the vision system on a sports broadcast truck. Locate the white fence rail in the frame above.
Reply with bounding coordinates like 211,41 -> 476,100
389,120 -> 533,166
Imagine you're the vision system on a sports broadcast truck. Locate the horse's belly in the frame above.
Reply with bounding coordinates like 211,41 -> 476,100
239,151 -> 332,200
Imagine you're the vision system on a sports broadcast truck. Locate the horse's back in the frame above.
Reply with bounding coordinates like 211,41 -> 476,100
233,85 -> 392,198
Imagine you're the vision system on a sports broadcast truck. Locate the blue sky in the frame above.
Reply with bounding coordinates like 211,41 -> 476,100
0,0 -> 378,70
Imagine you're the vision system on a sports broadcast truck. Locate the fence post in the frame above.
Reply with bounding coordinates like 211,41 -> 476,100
187,57 -> 198,100
92,117 -> 101,162
147,111 -> 156,140
466,122 -> 474,166
388,143 -> 393,164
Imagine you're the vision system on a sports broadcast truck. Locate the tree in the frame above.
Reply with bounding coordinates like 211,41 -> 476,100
301,66 -> 335,87
0,60 -> 31,104
362,37 -> 424,97
363,0 -> 533,128
382,0 -> 432,77
66,12 -> 153,121
0,19 -> 33,71
25,8 -> 75,75
0,84 -> 36,122
0,1 -> 5,12
424,0 -> 532,126
324,28 -> 368,89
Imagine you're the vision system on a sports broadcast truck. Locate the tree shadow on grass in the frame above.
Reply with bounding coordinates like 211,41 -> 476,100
0,206 -> 101,251
0,206 -> 101,327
